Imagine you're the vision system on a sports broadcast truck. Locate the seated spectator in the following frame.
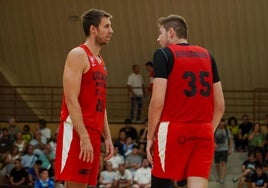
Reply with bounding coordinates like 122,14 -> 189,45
263,150 -> 268,171
232,152 -> 258,188
22,124 -> 32,143
98,161 -> 116,188
114,130 -> 127,157
13,131 -> 28,154
137,142 -> 146,158
133,158 -> 151,188
237,114 -> 253,152
107,146 -> 124,171
120,118 -> 138,141
34,168 -> 54,188
28,160 -> 43,186
226,116 -> 239,151
125,145 -> 142,177
251,164 -> 268,188
21,144 -> 38,171
138,121 -> 148,146
248,122 -> 265,154
0,145 -> 21,177
7,117 -> 21,142
9,158 -> 28,186
49,133 -> 57,154
37,119 -> 51,144
124,136 -> 135,157
113,163 -> 132,188
0,128 -> 12,162
38,144 -> 55,170
30,131 -> 45,156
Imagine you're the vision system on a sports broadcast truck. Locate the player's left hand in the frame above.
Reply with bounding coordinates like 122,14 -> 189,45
104,138 -> 114,161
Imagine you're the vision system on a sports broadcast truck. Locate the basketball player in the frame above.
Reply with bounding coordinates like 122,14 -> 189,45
55,9 -> 114,188
146,15 -> 225,188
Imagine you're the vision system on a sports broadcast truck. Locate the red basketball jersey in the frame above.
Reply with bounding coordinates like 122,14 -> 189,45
160,44 -> 214,123
60,44 -> 107,133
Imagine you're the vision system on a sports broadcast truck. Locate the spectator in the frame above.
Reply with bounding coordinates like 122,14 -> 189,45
114,130 -> 127,156
127,64 -> 145,123
9,158 -> 28,186
7,117 -> 20,142
144,61 -> 154,97
238,114 -> 253,152
28,160 -> 43,186
120,118 -> 138,141
232,152 -> 258,188
123,136 -> 135,157
248,122 -> 265,154
98,161 -> 116,188
113,163 -> 132,188
227,116 -> 239,151
22,124 -> 32,143
0,145 -> 20,177
0,128 -> 12,161
214,118 -> 233,184
21,144 -> 38,171
138,120 -> 148,149
252,164 -> 268,188
34,168 -> 54,188
30,131 -> 45,156
133,158 -> 151,188
38,144 -> 55,170
49,133 -> 57,154
13,131 -> 28,154
125,145 -> 142,177
37,119 -> 51,144
107,146 -> 124,171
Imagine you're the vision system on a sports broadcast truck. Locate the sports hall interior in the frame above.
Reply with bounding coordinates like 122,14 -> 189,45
0,1 -> 268,188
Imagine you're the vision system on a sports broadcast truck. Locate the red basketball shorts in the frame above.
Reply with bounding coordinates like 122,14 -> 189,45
55,120 -> 101,185
152,122 -> 214,180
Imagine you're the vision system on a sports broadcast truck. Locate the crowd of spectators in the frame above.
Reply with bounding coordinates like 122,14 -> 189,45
1,114 -> 268,187
0,117 -> 56,187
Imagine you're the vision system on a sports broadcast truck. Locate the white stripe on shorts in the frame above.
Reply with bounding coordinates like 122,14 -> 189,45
157,121 -> 169,172
60,115 -> 73,173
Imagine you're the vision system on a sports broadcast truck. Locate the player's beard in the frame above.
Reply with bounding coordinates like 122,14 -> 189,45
95,35 -> 110,46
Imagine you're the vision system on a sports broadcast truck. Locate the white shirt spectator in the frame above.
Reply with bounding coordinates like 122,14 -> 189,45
107,154 -> 124,171
134,167 -> 151,185
127,73 -> 144,96
40,127 -> 51,144
99,170 -> 116,187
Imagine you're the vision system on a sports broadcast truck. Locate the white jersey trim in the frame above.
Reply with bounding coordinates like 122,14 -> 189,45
157,121 -> 169,172
60,115 -> 73,173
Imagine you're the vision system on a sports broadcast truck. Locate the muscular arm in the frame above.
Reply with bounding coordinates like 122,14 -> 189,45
63,47 -> 92,162
211,81 -> 225,132
146,78 -> 167,164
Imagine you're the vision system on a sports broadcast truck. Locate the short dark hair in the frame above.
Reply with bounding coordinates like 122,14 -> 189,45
39,168 -> 48,174
145,61 -> 153,67
81,8 -> 112,37
38,119 -> 47,127
35,160 -> 43,165
157,14 -> 188,39
124,118 -> 132,124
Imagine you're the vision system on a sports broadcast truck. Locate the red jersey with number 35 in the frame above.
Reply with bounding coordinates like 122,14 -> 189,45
60,44 -> 107,133
160,44 -> 214,123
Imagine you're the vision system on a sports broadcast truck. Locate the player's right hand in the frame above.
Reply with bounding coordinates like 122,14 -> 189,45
146,139 -> 153,165
79,135 -> 93,163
